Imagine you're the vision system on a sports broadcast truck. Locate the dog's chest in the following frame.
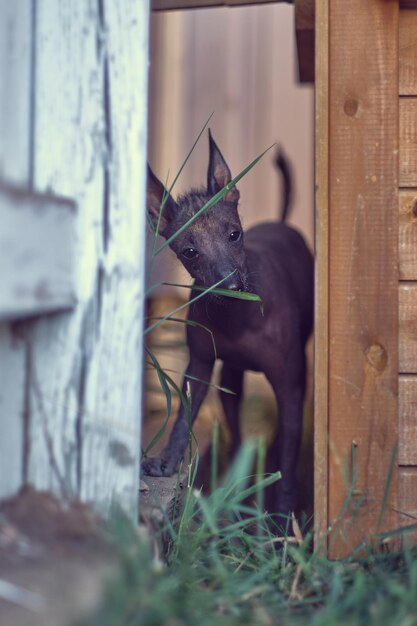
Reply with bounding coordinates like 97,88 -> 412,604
209,319 -> 278,372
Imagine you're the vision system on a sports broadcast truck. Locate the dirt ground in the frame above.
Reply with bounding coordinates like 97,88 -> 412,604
0,486 -> 118,626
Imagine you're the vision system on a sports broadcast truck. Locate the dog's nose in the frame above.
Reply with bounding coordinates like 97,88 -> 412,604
227,281 -> 241,292
222,276 -> 242,291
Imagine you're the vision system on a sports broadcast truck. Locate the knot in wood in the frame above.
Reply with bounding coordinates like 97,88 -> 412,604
365,343 -> 387,372
344,97 -> 359,118
412,199 -> 417,219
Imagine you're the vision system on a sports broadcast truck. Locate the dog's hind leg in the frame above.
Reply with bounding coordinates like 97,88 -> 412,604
266,365 -> 306,526
219,365 -> 244,458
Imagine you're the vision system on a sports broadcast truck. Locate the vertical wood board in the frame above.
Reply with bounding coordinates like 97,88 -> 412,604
314,0 -> 329,551
81,0 -> 149,509
399,191 -> 417,280
399,467 -> 417,543
295,0 -> 315,83
400,8 -> 417,95
399,283 -> 417,373
399,375 -> 417,465
0,325 -> 26,499
400,98 -> 417,187
327,0 -> 399,556
0,1 -> 32,185
0,2 -> 33,500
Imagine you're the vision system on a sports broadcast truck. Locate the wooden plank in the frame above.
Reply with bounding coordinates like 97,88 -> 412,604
295,0 -> 315,83
400,98 -> 417,188
0,1 -> 32,185
0,181 -> 76,320
399,283 -> 417,373
400,10 -> 417,96
0,326 -> 25,500
152,0 -> 283,9
80,0 -> 149,511
327,0 -> 399,557
0,3 -> 32,501
24,0 -> 148,518
399,467 -> 417,544
399,191 -> 417,280
314,0 -> 329,553
399,375 -> 417,465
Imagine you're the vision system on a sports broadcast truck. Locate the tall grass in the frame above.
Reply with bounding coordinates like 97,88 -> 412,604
88,439 -> 417,626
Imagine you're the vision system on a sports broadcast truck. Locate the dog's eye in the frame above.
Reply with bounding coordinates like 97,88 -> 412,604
182,248 -> 198,260
229,230 -> 241,242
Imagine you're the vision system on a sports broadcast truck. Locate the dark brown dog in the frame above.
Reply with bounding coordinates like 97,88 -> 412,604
143,131 -> 313,523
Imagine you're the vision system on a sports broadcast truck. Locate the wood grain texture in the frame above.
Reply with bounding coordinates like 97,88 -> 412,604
400,98 -> 417,187
327,0 -> 399,557
0,3 -> 32,500
400,9 -> 417,95
0,1 -> 32,185
0,182 -> 76,319
399,467 -> 417,543
399,191 -> 417,280
152,0 -> 282,9
22,0 -> 149,517
314,0 -> 329,553
295,0 -> 315,83
399,376 -> 417,465
0,326 -> 26,499
399,283 -> 417,373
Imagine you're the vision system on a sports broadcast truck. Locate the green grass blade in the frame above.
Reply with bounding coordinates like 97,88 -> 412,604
145,346 -> 171,418
155,143 -> 275,255
377,442 -> 398,531
146,315 -> 218,359
165,113 -> 213,202
211,420 -> 220,492
162,281 -> 263,311
143,347 -> 187,455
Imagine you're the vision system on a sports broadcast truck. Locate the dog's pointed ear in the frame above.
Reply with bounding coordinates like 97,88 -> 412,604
147,165 -> 177,236
207,129 -> 239,204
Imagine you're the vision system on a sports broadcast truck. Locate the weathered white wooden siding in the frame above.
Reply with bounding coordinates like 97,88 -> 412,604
0,0 -> 149,517
0,183 -> 76,319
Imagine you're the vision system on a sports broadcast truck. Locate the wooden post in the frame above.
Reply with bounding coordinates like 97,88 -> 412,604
314,0 -> 329,553
316,0 -> 399,556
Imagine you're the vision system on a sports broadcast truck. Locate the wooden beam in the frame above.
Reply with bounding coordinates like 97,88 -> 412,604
0,181 -> 76,320
314,0 -> 329,553
151,0 -> 290,9
327,0 -> 399,557
295,0 -> 314,83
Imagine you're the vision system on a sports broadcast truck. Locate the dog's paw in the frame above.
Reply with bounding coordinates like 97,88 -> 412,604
141,455 -> 177,477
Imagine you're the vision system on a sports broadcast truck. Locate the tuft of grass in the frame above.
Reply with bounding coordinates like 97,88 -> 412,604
87,441 -> 417,626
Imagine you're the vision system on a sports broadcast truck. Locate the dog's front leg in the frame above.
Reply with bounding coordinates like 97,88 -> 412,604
142,357 -> 214,477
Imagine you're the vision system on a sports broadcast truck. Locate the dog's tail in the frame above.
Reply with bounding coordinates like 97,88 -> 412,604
275,146 -> 293,222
